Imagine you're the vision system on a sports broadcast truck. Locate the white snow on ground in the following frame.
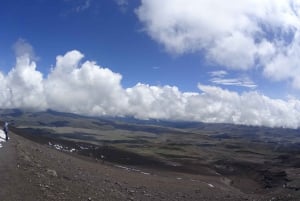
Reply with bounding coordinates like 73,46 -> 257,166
114,165 -> 151,176
0,130 -> 7,148
48,142 -> 77,153
54,144 -> 63,150
190,179 -> 215,188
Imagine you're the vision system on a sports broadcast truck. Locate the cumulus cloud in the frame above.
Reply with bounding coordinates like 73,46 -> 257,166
0,39 -> 46,110
44,50 -> 127,116
136,0 -> 300,88
6,55 -> 46,110
126,83 -> 187,120
192,85 -> 300,128
0,48 -> 300,128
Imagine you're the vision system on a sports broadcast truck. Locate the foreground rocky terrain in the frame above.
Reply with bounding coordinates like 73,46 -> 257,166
0,131 -> 299,201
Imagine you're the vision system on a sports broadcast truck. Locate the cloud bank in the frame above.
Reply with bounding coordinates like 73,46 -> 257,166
1,45 -> 300,128
136,0 -> 300,89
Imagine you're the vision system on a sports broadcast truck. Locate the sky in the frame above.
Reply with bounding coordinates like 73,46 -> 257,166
1,0 -> 300,128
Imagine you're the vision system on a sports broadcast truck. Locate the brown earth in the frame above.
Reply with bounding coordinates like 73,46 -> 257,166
0,132 -> 300,201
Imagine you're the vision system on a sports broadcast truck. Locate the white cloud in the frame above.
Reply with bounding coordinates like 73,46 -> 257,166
64,0 -> 92,13
210,78 -> 257,89
263,33 -> 300,89
0,40 -> 46,110
209,71 -> 257,89
152,66 -> 160,70
6,55 -> 46,110
207,32 -> 257,70
209,70 -> 227,78
193,84 -> 300,128
115,0 -> 128,7
115,0 -> 129,13
1,48 -> 300,128
13,38 -> 37,61
75,0 -> 91,12
126,83 -> 187,120
44,50 -> 127,116
136,0 -> 300,88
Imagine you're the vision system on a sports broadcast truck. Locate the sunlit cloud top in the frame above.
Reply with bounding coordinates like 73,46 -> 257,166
136,0 -> 300,89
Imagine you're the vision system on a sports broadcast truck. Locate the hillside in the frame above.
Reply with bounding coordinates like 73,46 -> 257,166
0,109 -> 299,200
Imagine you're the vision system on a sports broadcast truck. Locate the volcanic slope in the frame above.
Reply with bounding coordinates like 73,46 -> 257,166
0,129 -> 298,200
0,110 -> 299,200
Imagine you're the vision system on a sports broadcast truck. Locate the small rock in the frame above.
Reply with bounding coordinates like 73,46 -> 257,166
115,182 -> 121,186
46,169 -> 58,177
128,190 -> 135,195
144,193 -> 151,197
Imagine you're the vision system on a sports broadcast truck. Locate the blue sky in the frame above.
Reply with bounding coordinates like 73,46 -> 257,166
0,1 -> 181,85
0,0 -> 270,93
0,0 -> 300,128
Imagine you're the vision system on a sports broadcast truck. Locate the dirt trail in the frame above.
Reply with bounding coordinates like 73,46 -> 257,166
0,134 -> 19,200
0,133 -> 41,201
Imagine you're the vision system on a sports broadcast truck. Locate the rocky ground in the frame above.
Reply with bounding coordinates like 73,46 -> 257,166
0,132 -> 300,201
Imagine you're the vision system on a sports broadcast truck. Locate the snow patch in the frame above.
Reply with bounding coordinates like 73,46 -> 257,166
0,130 -> 7,148
190,179 -> 215,188
79,146 -> 89,150
54,144 -> 63,150
48,141 -> 76,153
115,165 -> 151,176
